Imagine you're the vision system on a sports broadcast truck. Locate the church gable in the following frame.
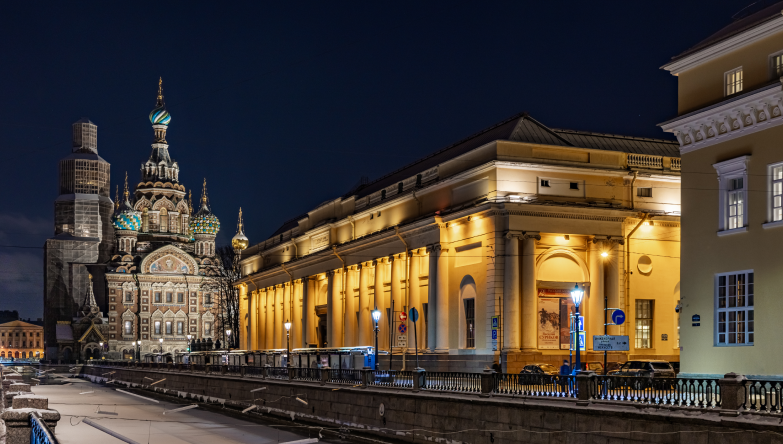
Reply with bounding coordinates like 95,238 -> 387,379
140,245 -> 198,275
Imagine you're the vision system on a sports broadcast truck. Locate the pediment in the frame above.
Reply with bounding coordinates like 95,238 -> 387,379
140,245 -> 198,275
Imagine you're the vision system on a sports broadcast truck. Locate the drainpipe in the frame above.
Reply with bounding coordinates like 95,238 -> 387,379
332,246 -> 347,347
625,212 -> 651,340
412,190 -> 422,217
630,171 -> 638,210
291,238 -> 298,259
395,226 -> 410,371
347,216 -> 355,241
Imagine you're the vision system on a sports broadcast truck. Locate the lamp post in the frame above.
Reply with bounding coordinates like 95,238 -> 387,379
571,283 -> 584,374
226,329 -> 231,352
99,341 -> 104,359
186,334 -> 192,353
284,320 -> 292,368
136,340 -> 141,361
371,307 -> 381,371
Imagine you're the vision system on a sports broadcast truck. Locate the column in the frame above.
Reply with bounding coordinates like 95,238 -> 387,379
521,232 -> 539,351
256,290 -> 263,350
344,267 -> 357,346
274,285 -> 283,348
358,264 -> 371,345
326,271 -> 335,348
606,242 -> 621,336
283,282 -> 292,350
588,239 -> 606,350
503,232 -> 522,351
247,287 -> 255,351
426,245 -> 439,352
435,244 -> 449,353
390,254 -> 402,349
373,259 -> 388,350
294,279 -> 303,349
333,270 -> 344,347
409,252 -> 423,351
265,288 -> 274,349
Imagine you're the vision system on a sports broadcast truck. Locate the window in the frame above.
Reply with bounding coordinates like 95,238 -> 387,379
569,182 -> 579,190
716,271 -> 754,345
637,187 -> 653,198
154,321 -> 161,335
166,321 -> 172,335
635,300 -> 653,349
464,298 -> 475,348
728,178 -> 744,230
771,164 -> 783,222
154,292 -> 161,303
205,294 -> 212,305
177,321 -> 184,335
725,67 -> 743,95
540,180 -> 550,187
125,292 -> 132,302
36,332 -> 40,337
177,293 -> 184,303
166,292 -> 173,303
124,321 -> 132,335
36,341 -> 39,347
204,322 -> 211,335
772,53 -> 783,77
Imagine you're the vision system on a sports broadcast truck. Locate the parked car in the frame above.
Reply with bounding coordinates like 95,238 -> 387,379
520,363 -> 560,376
607,360 -> 676,389
581,361 -> 621,373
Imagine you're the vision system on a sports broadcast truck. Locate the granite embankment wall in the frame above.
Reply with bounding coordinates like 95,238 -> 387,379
63,365 -> 783,444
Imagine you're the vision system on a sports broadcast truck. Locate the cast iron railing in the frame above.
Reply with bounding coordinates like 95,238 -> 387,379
368,370 -> 413,388
589,376 -> 720,408
295,367 -> 321,382
31,412 -> 58,444
268,367 -> 289,380
424,372 -> 481,393
493,373 -> 574,398
744,380 -> 783,412
328,369 -> 363,385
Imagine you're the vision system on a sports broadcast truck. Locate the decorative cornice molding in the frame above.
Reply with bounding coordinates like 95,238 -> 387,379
500,209 -> 627,223
661,83 -> 783,154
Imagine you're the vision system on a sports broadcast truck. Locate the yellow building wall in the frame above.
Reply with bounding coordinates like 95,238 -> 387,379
677,30 -> 783,114
680,124 -> 783,376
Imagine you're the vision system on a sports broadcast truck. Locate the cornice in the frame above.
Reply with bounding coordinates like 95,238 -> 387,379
662,15 -> 783,75
660,82 -> 783,154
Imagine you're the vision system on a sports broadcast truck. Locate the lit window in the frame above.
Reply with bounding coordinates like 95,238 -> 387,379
772,165 -> 783,222
716,271 -> 754,346
124,321 -> 132,335
154,321 -> 161,335
637,187 -> 653,198
725,67 -> 743,95
772,53 -> 783,77
635,300 -> 653,349
464,298 -> 475,349
728,178 -> 744,230
204,322 -> 211,335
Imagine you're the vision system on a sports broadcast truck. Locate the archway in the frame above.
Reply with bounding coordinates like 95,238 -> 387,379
62,348 -> 72,362
459,275 -> 477,349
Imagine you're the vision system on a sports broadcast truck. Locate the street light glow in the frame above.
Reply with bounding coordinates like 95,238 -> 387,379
284,320 -> 292,331
570,283 -> 583,307
372,308 -> 381,323
601,251 -> 608,258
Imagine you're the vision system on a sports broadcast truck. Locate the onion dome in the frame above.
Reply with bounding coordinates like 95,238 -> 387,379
232,207 -> 249,250
190,179 -> 221,235
149,77 -> 172,126
112,173 -> 141,231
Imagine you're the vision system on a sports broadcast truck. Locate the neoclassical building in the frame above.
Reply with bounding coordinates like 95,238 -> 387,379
236,112 -> 683,372
103,81 -> 221,360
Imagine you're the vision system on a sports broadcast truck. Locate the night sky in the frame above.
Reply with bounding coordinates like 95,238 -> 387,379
0,1 -> 752,318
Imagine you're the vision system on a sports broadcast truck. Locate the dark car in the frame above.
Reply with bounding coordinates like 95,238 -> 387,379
520,363 -> 560,376
607,360 -> 676,388
581,361 -> 621,374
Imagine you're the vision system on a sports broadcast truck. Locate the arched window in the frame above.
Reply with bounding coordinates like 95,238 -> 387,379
459,275 -> 478,349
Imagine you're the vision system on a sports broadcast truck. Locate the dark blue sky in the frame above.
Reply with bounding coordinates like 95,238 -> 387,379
0,1 -> 750,318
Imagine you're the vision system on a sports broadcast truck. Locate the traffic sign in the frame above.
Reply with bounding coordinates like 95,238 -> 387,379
611,309 -> 626,326
399,312 -> 407,322
398,323 -> 407,334
593,335 -> 630,351
570,332 -> 586,351
409,307 -> 419,323
491,330 -> 498,340
491,316 -> 499,329
577,316 -> 584,332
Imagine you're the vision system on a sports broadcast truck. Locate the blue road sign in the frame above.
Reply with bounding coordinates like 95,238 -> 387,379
398,323 -> 407,334
491,330 -> 498,340
577,316 -> 584,332
491,316 -> 499,329
611,309 -> 626,326
409,307 -> 419,323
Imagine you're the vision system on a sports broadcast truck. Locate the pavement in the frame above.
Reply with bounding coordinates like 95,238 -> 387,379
31,377 -> 321,444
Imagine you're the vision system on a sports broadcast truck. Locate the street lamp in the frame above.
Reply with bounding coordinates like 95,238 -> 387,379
136,340 -> 141,361
186,334 -> 192,353
226,329 -> 231,351
371,307 -> 382,371
284,320 -> 292,368
571,283 -> 584,374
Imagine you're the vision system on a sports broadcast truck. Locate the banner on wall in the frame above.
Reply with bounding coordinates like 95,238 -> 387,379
537,297 -> 560,349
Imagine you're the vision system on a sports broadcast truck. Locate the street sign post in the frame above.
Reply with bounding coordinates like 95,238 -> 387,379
491,315 -> 499,351
409,307 -> 420,369
592,335 -> 630,351
611,310 -> 625,326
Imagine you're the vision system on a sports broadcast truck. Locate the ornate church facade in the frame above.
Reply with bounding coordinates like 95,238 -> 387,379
45,80 -> 223,361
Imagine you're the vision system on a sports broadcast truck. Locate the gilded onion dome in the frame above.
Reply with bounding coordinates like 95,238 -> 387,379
190,179 -> 221,235
112,173 -> 141,231
149,77 -> 172,126
231,207 -> 249,250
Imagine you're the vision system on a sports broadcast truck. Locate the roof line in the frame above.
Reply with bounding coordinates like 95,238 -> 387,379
551,128 -> 678,144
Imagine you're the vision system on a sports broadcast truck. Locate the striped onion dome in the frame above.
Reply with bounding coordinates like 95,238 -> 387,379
112,200 -> 141,231
149,104 -> 171,126
190,202 -> 220,236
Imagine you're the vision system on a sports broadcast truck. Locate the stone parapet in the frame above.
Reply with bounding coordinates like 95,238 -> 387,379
2,409 -> 61,444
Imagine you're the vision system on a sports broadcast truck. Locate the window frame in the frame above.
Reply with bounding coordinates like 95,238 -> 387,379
464,298 -> 475,349
714,156 -> 750,235
715,270 -> 755,346
634,300 -> 654,349
725,67 -> 743,96
637,187 -> 653,198
154,321 -> 161,335
765,162 -> 783,228
124,320 -> 132,335
770,50 -> 783,79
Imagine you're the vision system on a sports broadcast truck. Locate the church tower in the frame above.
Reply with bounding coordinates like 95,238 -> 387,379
44,119 -> 114,360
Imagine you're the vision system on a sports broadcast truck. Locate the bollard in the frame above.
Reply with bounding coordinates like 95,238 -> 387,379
320,367 -> 330,386
263,364 -> 270,379
718,372 -> 748,414
413,368 -> 425,393
221,365 -> 227,375
241,365 -> 246,378
361,368 -> 371,389
576,372 -> 593,405
480,367 -> 495,398
288,367 -> 295,381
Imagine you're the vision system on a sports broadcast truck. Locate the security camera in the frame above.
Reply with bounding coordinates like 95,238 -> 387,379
675,304 -> 682,313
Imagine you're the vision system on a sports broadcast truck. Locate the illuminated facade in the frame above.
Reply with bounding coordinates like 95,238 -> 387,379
0,320 -> 44,360
660,3 -> 783,377
237,113 -> 682,371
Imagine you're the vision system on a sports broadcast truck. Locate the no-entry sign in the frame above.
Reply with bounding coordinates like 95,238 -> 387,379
399,312 -> 407,321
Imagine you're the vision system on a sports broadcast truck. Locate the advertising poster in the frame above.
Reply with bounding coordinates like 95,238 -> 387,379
537,297 -> 560,349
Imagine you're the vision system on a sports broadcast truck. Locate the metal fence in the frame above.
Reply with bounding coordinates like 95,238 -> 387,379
267,367 -> 289,380
493,373 -> 574,398
368,370 -> 414,388
328,369 -> 363,385
30,412 -> 58,444
425,372 -> 481,393
744,380 -> 783,412
588,376 -> 720,408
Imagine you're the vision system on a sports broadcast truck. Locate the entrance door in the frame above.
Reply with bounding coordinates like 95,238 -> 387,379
317,314 -> 327,348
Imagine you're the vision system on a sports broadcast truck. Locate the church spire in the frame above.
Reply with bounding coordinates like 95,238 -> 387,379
231,207 -> 249,251
200,178 -> 208,208
123,172 -> 130,202
114,185 -> 119,210
156,77 -> 164,106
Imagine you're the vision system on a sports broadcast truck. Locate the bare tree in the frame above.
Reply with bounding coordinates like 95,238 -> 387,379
201,246 -> 241,349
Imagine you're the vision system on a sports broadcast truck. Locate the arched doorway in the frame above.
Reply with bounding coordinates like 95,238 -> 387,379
459,275 -> 477,349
